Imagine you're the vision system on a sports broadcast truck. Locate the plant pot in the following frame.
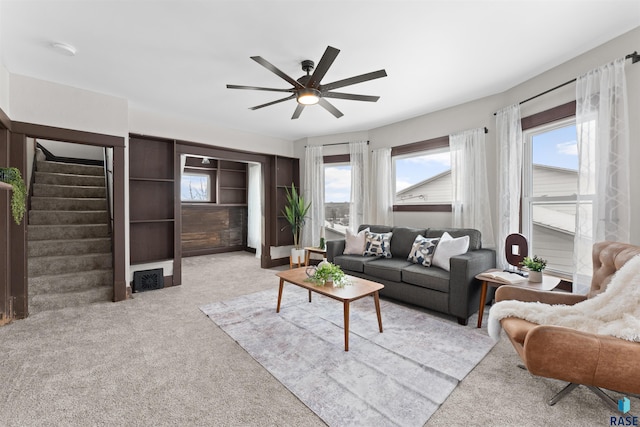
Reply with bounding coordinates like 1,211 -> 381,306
528,270 -> 543,283
291,248 -> 305,264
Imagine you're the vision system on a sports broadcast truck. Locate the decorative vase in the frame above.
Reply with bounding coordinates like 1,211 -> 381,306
529,270 -> 543,282
318,257 -> 329,268
291,248 -> 305,264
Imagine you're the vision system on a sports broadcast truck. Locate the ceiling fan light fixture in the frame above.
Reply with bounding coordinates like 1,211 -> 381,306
297,88 -> 320,105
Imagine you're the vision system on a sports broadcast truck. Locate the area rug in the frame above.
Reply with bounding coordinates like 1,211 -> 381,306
200,286 -> 496,427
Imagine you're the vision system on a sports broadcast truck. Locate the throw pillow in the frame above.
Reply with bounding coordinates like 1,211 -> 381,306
343,227 -> 370,255
363,231 -> 393,258
431,232 -> 470,272
407,235 -> 440,267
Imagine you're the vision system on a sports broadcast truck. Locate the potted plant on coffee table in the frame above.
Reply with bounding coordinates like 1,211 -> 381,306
306,262 -> 349,287
521,255 -> 547,282
0,167 -> 27,225
282,183 -> 311,265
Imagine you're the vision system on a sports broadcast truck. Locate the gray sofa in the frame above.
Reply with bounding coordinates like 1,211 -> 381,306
326,224 -> 496,325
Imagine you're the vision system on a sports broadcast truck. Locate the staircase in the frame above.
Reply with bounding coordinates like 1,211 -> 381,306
28,160 -> 113,313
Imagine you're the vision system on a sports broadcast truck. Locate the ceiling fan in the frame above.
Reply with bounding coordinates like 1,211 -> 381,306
226,46 -> 387,119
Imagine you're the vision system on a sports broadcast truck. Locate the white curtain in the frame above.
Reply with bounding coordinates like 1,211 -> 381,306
574,58 -> 630,293
496,104 -> 523,269
369,148 -> 393,225
450,128 -> 495,248
247,162 -> 263,258
303,145 -> 325,248
348,141 -> 369,231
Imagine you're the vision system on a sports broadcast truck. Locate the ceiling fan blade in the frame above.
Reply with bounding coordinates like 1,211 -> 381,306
291,104 -> 305,120
307,46 -> 340,89
322,92 -> 380,102
249,94 -> 296,110
251,56 -> 305,89
227,84 -> 295,93
318,98 -> 343,118
321,69 -> 387,91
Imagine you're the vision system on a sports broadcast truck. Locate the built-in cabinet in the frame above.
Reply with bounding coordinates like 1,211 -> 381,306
181,156 -> 248,256
273,156 -> 300,247
128,135 -> 181,286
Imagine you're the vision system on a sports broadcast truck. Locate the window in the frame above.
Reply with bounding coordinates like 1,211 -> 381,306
522,118 -> 577,276
181,172 -> 211,202
394,147 -> 451,205
324,163 -> 351,235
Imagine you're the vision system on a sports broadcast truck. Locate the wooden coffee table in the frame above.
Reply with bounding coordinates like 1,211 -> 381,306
276,267 -> 384,351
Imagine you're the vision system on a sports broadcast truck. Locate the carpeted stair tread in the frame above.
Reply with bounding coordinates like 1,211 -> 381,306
28,237 -> 112,257
29,269 -> 113,295
33,183 -> 106,198
29,210 -> 109,225
35,171 -> 105,187
28,253 -> 112,277
31,197 -> 107,211
28,158 -> 113,314
36,160 -> 104,176
28,224 -> 110,240
29,286 -> 113,313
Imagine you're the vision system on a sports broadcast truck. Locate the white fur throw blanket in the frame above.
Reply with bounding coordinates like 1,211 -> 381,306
488,254 -> 640,342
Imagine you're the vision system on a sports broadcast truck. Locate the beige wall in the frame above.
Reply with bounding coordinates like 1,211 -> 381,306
299,26 -> 640,245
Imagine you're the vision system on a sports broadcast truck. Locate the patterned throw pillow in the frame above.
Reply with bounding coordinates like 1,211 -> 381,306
407,235 -> 440,267
363,231 -> 393,258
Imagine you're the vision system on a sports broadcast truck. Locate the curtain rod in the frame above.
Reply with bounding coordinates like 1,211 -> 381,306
494,50 -> 639,115
305,140 -> 369,148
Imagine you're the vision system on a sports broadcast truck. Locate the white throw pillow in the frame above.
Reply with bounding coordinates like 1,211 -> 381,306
431,232 -> 470,272
343,227 -> 370,255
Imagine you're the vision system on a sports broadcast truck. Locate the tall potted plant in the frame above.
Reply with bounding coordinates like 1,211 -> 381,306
0,167 -> 27,225
282,183 -> 311,264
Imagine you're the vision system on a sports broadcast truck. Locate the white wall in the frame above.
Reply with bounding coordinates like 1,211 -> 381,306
0,63 -> 9,116
299,26 -> 640,245
9,74 -> 129,137
130,108 -> 293,157
37,139 -> 104,161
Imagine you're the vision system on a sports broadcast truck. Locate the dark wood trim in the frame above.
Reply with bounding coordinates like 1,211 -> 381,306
0,128 -> 11,323
9,132 -> 27,318
521,101 -> 576,131
173,141 -> 182,286
0,107 -> 10,131
12,122 -> 125,147
391,135 -> 449,157
393,204 -> 452,212
323,154 -> 350,164
112,145 -> 127,301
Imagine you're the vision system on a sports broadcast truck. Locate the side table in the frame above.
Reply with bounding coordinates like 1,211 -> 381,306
476,268 -> 561,328
304,246 -> 326,266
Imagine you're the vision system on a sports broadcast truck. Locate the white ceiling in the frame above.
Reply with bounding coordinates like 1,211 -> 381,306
1,1 -> 639,141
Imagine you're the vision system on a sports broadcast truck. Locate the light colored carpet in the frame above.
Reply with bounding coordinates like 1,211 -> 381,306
201,286 -> 496,426
0,251 -> 636,426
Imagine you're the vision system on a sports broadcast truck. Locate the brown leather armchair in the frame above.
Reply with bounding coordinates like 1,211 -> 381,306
495,241 -> 640,409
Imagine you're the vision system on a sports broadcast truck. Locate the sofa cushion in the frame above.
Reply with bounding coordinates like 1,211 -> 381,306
407,235 -> 440,267
343,227 -> 370,255
390,227 -> 427,260
333,254 -> 379,273
426,228 -> 482,250
401,264 -> 451,293
364,258 -> 412,282
364,231 -> 393,258
431,232 -> 470,272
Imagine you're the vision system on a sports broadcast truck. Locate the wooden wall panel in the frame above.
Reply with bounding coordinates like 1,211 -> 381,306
181,205 -> 247,256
